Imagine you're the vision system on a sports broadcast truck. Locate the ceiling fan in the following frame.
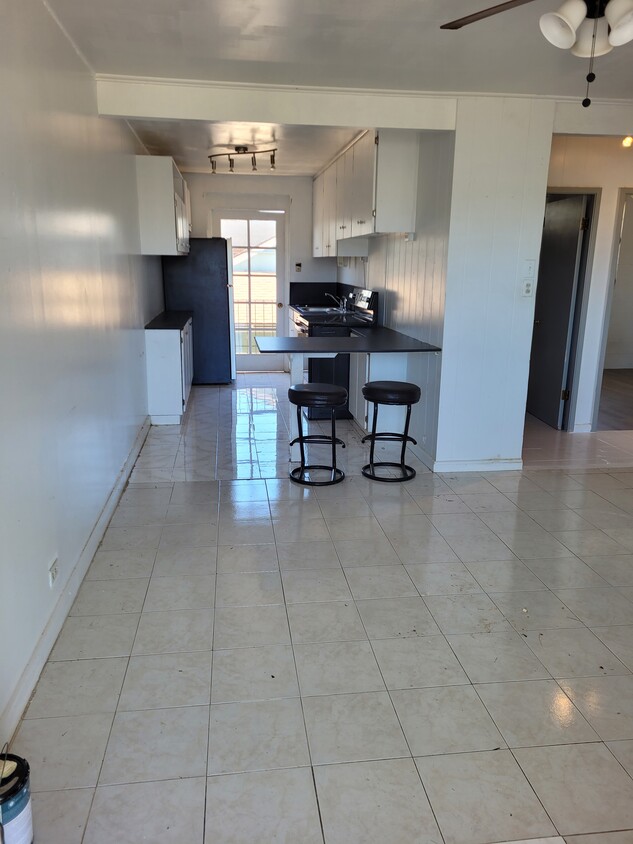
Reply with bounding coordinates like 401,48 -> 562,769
441,0 -> 633,104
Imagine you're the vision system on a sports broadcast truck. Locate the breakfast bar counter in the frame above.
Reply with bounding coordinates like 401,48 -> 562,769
255,326 -> 440,356
256,327 -> 440,459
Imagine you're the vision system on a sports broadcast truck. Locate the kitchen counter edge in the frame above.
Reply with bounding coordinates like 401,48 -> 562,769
256,326 -> 441,355
145,310 -> 194,330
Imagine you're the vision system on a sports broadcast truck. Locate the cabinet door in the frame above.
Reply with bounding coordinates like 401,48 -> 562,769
181,320 -> 193,410
136,156 -> 190,256
312,173 -> 324,257
349,352 -> 368,430
335,153 -> 352,240
323,165 -> 337,256
146,329 -> 185,422
350,132 -> 376,238
374,130 -> 419,234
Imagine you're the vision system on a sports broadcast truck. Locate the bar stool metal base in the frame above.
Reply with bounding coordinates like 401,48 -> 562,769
361,381 -> 420,483
361,431 -> 417,482
288,383 -> 347,486
289,433 -> 346,486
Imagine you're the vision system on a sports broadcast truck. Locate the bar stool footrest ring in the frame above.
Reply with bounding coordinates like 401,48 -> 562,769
290,464 -> 345,486
361,432 -> 417,446
361,461 -> 416,483
290,435 -> 345,448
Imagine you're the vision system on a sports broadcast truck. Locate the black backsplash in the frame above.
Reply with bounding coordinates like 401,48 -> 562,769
288,282 -> 338,306
289,281 -> 367,306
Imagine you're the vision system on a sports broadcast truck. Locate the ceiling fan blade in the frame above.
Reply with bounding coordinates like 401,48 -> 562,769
441,0 -> 539,29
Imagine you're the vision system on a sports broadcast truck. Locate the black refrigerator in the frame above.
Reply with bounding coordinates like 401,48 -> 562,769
162,237 -> 236,384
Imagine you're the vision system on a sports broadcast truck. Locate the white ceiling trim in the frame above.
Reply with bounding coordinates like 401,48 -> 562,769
96,75 -> 458,129
96,75 -> 633,137
554,101 -> 633,133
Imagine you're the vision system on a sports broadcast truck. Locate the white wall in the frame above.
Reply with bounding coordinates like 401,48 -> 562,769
341,133 -> 454,463
606,194 -> 633,368
435,98 -> 555,471
184,171 -> 337,293
547,136 -> 633,430
0,0 -> 163,742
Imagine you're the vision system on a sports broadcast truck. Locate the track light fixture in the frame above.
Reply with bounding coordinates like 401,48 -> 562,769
209,145 -> 278,174
539,0 -> 633,106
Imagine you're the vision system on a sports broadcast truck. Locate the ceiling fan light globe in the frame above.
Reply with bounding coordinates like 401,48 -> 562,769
571,15 -> 614,55
539,0 -> 587,47
606,0 -> 633,45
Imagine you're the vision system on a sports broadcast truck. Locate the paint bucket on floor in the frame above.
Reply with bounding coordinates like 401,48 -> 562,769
0,747 -> 33,844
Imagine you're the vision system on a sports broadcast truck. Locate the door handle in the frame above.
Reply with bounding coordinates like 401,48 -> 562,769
277,302 -> 283,309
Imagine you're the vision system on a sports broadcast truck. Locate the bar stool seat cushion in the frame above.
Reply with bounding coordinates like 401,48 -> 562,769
362,380 -> 421,406
288,383 -> 348,408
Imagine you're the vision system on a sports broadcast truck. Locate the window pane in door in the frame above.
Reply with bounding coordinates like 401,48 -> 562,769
221,219 -> 248,246
251,274 -> 276,302
249,219 -> 276,248
232,275 -> 249,301
249,249 -> 276,274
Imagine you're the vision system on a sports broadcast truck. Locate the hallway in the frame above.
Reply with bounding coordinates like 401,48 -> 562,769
12,380 -> 633,844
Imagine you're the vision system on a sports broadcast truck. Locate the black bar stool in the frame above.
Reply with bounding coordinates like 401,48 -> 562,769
361,380 -> 421,482
288,383 -> 348,486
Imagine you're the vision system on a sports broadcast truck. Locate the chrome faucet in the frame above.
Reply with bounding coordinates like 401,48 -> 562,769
325,293 -> 347,311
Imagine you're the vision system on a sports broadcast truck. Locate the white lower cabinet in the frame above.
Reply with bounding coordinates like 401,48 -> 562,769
349,351 -> 369,430
145,316 -> 193,425
350,352 -> 410,434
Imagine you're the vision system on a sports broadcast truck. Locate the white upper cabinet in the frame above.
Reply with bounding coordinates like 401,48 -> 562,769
312,130 -> 420,257
323,165 -> 337,257
312,171 -> 324,257
135,156 -> 191,256
373,130 -> 420,235
335,152 -> 352,239
349,131 -> 375,238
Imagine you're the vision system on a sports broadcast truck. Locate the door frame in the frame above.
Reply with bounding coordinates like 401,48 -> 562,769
592,186 -> 633,431
537,186 -> 600,433
212,208 -> 287,371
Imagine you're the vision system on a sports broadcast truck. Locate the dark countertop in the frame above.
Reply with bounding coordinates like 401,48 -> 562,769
145,310 -> 193,330
256,326 -> 441,355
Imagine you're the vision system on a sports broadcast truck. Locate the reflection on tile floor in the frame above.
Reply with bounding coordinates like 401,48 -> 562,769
13,377 -> 633,843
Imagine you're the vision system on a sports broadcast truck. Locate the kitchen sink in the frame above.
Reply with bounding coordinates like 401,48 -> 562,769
295,306 -> 344,314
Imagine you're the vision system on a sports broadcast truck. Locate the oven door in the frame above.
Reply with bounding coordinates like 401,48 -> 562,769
290,311 -> 310,338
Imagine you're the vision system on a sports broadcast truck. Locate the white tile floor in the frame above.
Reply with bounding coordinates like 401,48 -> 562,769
12,375 -> 633,843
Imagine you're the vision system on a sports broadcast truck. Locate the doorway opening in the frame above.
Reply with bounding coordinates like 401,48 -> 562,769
596,192 -> 633,431
526,192 -> 595,431
219,211 -> 286,372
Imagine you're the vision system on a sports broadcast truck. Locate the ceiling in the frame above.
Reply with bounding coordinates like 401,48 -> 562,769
128,120 -> 363,176
46,0 -> 633,174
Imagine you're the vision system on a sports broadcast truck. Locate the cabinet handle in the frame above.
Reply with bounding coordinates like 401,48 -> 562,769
357,220 -> 365,225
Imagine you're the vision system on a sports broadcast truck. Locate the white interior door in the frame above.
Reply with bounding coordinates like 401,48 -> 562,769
219,212 -> 285,372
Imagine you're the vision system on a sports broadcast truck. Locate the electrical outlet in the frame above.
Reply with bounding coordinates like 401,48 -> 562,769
521,279 -> 534,297
48,558 -> 59,588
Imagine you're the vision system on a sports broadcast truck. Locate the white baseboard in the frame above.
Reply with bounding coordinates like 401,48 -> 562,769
409,442 -> 435,472
368,439 -> 522,475
432,457 -> 524,473
0,418 -> 150,745
604,355 -> 633,369
150,414 -> 182,425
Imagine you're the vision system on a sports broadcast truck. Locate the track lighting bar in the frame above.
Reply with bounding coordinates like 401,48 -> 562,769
209,145 -> 278,174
